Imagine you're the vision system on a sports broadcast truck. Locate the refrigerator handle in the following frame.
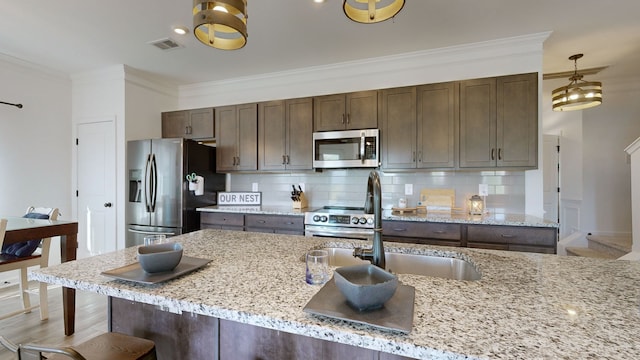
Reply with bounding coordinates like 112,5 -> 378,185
144,154 -> 152,212
150,154 -> 158,212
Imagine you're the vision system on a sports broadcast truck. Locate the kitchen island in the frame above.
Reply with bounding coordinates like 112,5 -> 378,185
30,229 -> 640,359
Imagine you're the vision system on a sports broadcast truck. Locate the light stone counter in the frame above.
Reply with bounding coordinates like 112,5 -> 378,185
31,230 -> 639,359
197,206 -> 558,228
382,210 -> 559,228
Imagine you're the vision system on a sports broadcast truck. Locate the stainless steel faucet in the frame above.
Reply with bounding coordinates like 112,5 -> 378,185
354,170 -> 385,269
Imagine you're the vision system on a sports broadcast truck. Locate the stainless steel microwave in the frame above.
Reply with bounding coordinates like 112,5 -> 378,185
312,129 -> 379,169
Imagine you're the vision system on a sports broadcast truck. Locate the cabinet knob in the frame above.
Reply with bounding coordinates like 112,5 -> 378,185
104,202 -> 112,207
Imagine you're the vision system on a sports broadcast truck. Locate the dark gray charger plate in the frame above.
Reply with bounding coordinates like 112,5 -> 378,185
101,256 -> 211,284
303,278 -> 415,334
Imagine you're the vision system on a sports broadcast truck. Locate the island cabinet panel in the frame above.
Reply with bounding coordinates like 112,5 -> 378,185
382,220 -> 462,247
219,319 -> 411,360
314,90 -> 377,131
200,212 -> 244,231
110,298 -> 415,360
466,224 -> 557,254
215,103 -> 258,172
244,214 -> 304,235
110,298 -> 219,360
162,107 -> 214,140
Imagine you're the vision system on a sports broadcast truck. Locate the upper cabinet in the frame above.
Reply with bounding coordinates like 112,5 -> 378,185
381,82 -> 457,170
496,73 -> 538,168
258,98 -> 313,171
417,82 -> 457,169
459,73 -> 537,169
380,87 -> 417,169
215,103 -> 258,172
459,78 -> 497,168
162,108 -> 214,140
313,90 -> 377,131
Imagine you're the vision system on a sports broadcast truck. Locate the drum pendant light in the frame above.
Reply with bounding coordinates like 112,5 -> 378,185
343,0 -> 405,23
193,0 -> 248,50
551,54 -> 602,111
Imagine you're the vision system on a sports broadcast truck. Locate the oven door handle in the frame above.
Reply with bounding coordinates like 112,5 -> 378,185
305,225 -> 373,239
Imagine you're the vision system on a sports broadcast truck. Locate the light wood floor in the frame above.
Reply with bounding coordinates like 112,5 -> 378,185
0,284 -> 107,360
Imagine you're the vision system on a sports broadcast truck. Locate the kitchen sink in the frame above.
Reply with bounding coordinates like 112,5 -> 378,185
320,247 -> 481,281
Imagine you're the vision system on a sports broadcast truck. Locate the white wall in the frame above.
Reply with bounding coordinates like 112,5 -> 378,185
542,74 -> 640,239
72,65 -> 178,252
0,55 -> 72,283
581,78 -> 640,237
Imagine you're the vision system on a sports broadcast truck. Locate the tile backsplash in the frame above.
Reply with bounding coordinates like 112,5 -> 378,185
228,169 -> 525,214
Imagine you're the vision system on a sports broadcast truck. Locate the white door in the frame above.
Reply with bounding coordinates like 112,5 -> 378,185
76,120 -> 116,257
543,135 -> 560,223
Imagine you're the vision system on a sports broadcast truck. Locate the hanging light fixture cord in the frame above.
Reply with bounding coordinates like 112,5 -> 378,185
0,101 -> 23,109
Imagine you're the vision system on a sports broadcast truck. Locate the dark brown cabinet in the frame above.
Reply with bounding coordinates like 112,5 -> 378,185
496,73 -> 538,168
466,224 -> 557,254
258,98 -> 313,171
381,83 -> 457,170
161,107 -> 214,140
459,73 -> 537,169
380,87 -> 417,169
111,298 -> 413,360
215,103 -> 258,172
245,214 -> 304,235
383,220 -> 462,247
200,212 -> 244,231
314,90 -> 377,131
459,77 -> 497,168
200,212 -> 305,235
417,82 -> 457,168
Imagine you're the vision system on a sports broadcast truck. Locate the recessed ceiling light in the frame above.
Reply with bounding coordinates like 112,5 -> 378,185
173,26 -> 188,35
313,0 -> 325,3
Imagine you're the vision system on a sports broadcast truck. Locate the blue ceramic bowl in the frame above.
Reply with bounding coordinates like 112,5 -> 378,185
334,264 -> 398,311
137,242 -> 183,273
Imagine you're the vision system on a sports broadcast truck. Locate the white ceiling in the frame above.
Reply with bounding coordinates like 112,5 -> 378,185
1,0 -> 639,86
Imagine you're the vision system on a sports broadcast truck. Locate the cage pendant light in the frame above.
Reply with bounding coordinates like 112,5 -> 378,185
551,54 -> 602,111
343,0 -> 405,23
193,0 -> 247,50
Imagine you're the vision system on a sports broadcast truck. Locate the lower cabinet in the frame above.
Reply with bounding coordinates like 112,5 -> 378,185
465,224 -> 557,254
383,221 -> 462,247
200,212 -> 244,231
245,214 -> 304,235
382,221 -> 557,254
110,298 -> 414,360
200,212 -> 304,235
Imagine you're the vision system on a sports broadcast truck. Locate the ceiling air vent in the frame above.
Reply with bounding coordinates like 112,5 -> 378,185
148,38 -> 183,51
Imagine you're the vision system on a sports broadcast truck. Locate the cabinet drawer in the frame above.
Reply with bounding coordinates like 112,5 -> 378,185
382,221 -> 461,240
467,242 -> 509,251
245,214 -> 303,231
467,225 -> 557,247
201,212 -> 244,227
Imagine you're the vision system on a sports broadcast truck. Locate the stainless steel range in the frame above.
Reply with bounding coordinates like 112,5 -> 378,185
304,206 -> 374,240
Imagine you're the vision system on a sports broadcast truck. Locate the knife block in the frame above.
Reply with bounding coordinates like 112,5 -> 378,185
292,192 -> 308,210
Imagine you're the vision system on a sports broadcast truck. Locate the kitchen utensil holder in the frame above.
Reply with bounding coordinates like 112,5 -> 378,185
292,192 -> 308,209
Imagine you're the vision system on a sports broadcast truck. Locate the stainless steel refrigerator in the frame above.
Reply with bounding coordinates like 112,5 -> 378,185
126,138 -> 226,247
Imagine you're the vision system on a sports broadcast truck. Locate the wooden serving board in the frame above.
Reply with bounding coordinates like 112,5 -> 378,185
419,188 -> 455,212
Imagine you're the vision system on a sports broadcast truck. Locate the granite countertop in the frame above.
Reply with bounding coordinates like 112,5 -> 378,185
31,230 -> 639,359
197,205 -> 557,228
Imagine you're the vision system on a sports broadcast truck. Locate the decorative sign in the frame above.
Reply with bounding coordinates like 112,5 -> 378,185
217,192 -> 262,206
